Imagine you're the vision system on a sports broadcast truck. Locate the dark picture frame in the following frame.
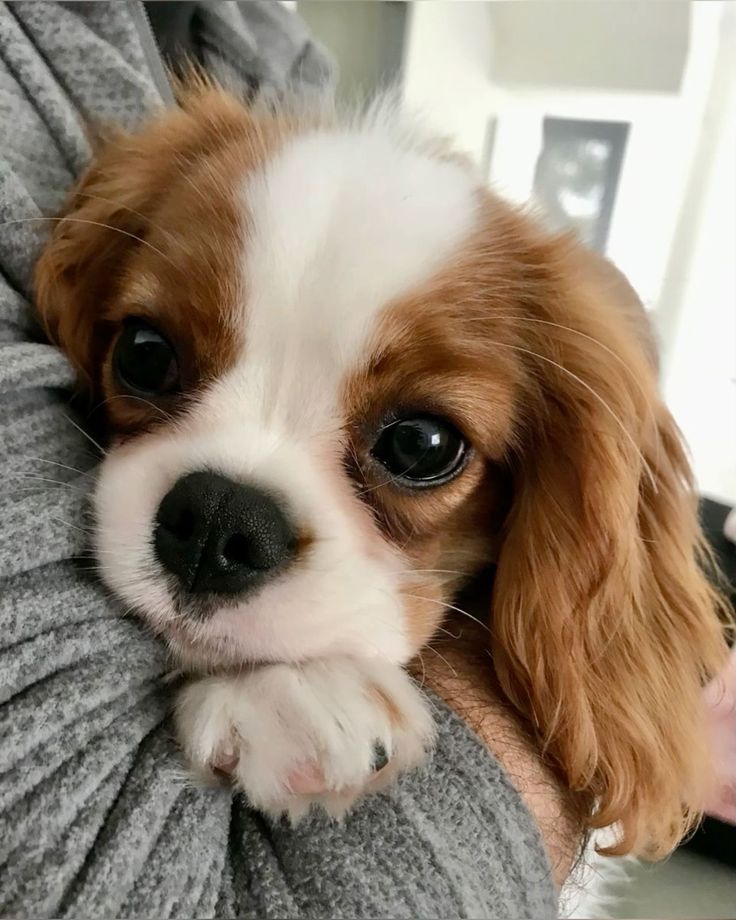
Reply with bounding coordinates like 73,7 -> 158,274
532,117 -> 630,252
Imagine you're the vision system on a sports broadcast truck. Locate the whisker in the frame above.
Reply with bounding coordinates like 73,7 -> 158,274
174,156 -> 213,207
425,643 -> 458,678
465,314 -> 642,382
1,486 -> 71,496
345,437 -> 368,482
63,414 -> 106,456
433,623 -> 462,641
94,393 -> 174,421
9,473 -> 86,492
49,515 -> 89,535
415,650 -> 427,689
470,314 -> 662,472
409,671 -> 443,717
1,217 -> 177,268
402,592 -> 491,633
482,338 -> 658,493
23,456 -> 95,478
354,450 -> 433,498
398,568 -> 469,579
75,191 -> 174,243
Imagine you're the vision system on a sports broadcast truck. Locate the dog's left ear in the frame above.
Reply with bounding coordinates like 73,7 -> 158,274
490,239 -> 730,857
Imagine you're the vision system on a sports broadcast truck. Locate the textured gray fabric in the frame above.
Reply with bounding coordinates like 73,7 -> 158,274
144,0 -> 335,97
0,2 -> 557,917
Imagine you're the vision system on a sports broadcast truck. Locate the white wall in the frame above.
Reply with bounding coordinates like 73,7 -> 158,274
401,1 -> 497,165
663,4 -> 736,504
489,0 -> 689,92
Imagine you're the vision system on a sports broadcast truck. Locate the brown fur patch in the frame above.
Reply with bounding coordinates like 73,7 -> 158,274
34,86 -> 295,437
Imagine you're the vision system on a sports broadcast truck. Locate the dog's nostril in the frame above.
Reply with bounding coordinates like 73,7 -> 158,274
223,533 -> 253,566
168,507 -> 196,542
222,532 -> 281,571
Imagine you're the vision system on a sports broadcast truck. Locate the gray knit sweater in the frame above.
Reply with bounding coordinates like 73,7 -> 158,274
0,3 -> 556,917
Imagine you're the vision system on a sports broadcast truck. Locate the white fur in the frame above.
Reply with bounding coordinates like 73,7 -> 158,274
94,120 -> 481,668
174,655 -> 435,819
239,126 -> 480,438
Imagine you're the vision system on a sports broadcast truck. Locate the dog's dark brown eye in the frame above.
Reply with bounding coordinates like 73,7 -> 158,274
113,319 -> 179,396
372,415 -> 467,487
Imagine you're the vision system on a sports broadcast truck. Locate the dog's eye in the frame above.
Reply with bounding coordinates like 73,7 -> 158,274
372,415 -> 467,487
113,319 -> 179,396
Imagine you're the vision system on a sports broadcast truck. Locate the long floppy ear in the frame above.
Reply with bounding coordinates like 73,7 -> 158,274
491,240 -> 730,857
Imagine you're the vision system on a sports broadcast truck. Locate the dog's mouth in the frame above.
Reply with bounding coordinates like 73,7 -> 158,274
144,579 -> 291,671
169,585 -> 243,621
156,615 -> 245,671
129,579 -> 237,662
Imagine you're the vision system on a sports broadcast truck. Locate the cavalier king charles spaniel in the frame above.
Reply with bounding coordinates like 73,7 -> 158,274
34,83 -> 730,857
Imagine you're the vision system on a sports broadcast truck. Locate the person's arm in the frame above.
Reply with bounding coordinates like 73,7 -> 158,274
419,615 -> 584,886
216,703 -> 559,919
1,4 -> 559,918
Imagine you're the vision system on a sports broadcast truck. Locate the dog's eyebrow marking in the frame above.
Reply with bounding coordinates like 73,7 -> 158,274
121,277 -> 160,307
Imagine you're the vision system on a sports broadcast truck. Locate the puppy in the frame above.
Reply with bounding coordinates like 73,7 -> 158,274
34,85 -> 729,855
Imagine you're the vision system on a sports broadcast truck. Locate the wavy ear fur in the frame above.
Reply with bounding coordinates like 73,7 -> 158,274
491,238 -> 730,857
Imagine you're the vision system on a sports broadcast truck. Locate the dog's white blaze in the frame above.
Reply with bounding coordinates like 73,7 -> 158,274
95,123 -> 481,666
229,128 -> 479,432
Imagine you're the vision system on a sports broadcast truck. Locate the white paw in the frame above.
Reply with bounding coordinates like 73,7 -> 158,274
174,657 -> 435,819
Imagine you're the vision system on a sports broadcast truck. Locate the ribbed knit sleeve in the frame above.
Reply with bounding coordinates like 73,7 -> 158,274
0,4 -> 557,917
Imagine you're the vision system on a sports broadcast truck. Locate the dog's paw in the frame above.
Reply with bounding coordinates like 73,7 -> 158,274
174,657 -> 434,819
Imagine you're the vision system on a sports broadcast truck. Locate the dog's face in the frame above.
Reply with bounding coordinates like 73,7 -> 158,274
35,89 -> 727,857
39,101 -> 511,667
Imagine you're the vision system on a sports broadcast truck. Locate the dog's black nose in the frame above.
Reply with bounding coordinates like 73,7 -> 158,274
154,471 -> 296,596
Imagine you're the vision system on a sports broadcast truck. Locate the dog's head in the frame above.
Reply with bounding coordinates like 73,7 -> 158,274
35,87 -> 728,856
